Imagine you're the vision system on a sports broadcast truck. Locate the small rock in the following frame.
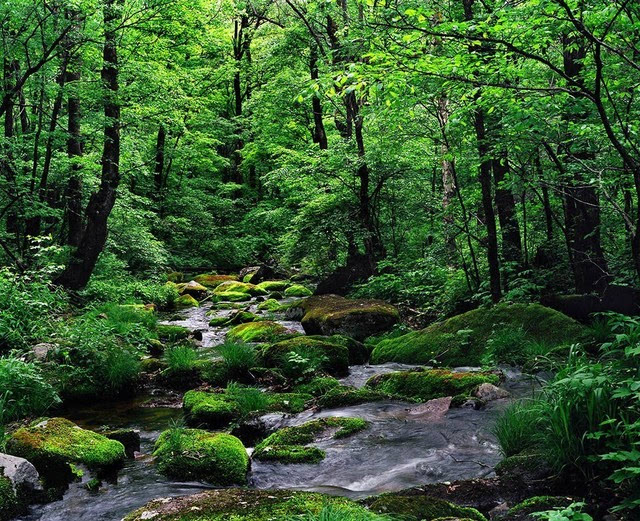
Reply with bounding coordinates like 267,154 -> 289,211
0,453 -> 42,493
489,501 -> 509,519
474,383 -> 510,402
31,343 -> 56,361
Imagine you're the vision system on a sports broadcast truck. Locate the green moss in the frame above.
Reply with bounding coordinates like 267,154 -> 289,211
316,386 -> 396,408
193,274 -> 237,288
371,303 -> 587,366
183,389 -> 311,428
226,311 -> 260,325
156,324 -> 191,341
255,281 -> 291,292
214,281 -> 267,296
366,369 -> 499,402
214,291 -> 253,302
300,295 -> 399,341
0,475 -> 19,521
253,417 -> 368,464
262,337 -> 350,376
154,428 -> 248,485
166,271 -> 184,283
284,284 -> 313,297
507,496 -> 574,519
367,495 -> 486,521
124,489 -> 388,521
257,298 -> 282,312
308,335 -> 369,365
8,418 -> 125,485
227,321 -> 296,343
294,377 -> 342,397
209,316 -> 231,327
175,294 -> 199,308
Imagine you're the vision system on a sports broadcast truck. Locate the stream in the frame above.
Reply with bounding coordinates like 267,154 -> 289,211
17,296 -> 539,521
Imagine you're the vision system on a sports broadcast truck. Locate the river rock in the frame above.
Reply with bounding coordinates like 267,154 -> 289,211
474,383 -> 510,401
297,294 -> 399,341
103,429 -> 141,458
0,453 -> 42,493
31,343 -> 56,361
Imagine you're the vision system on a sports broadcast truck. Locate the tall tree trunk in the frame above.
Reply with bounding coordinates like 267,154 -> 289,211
474,108 -> 502,302
561,34 -> 610,294
437,96 -> 456,256
492,153 -> 522,265
65,73 -> 83,247
310,43 -> 328,150
55,0 -> 121,290
154,124 -> 166,193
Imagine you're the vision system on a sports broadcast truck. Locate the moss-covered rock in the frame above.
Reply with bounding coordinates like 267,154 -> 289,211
214,281 -> 267,296
124,489 -> 387,521
208,316 -> 231,327
178,281 -> 208,298
255,280 -> 291,292
8,418 -> 125,485
214,291 -> 253,302
183,389 -> 311,428
299,295 -> 399,341
227,321 -> 297,343
262,336 -> 350,376
257,298 -> 282,312
316,386 -> 396,408
308,334 -> 369,364
294,377 -> 342,397
175,294 -> 199,309
156,324 -> 191,342
284,284 -> 313,297
371,303 -> 586,366
226,311 -> 261,325
253,417 -> 368,464
366,369 -> 499,402
166,271 -> 184,283
505,496 -> 575,521
367,495 -> 486,521
153,429 -> 248,485
0,475 -> 19,521
193,274 -> 237,288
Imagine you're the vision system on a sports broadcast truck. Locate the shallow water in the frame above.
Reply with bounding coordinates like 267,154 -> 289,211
18,295 -> 537,520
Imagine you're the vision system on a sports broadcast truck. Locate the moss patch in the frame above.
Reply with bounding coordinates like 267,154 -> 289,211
183,389 -> 311,428
175,294 -> 199,309
371,303 -> 586,366
257,298 -> 282,312
8,418 -> 125,485
214,281 -> 267,296
227,321 -> 297,343
156,324 -> 191,342
194,274 -> 237,288
124,489 -> 388,521
0,475 -> 19,521
367,494 -> 486,521
294,377 -> 342,397
214,291 -> 253,302
308,334 -> 369,365
255,281 -> 291,292
262,336 -> 350,376
253,417 -> 368,464
154,428 -> 248,485
366,369 -> 499,402
506,496 -> 574,520
284,284 -> 313,297
299,295 -> 399,341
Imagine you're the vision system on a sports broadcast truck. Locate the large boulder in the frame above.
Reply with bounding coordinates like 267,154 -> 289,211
175,294 -> 199,309
226,321 -> 298,343
371,303 -> 587,366
297,295 -> 399,341
178,280 -> 208,298
123,489 -> 383,521
153,429 -> 248,485
7,418 -> 125,486
193,274 -> 237,288
214,281 -> 267,296
0,454 -> 41,495
366,369 -> 500,402
262,337 -> 350,376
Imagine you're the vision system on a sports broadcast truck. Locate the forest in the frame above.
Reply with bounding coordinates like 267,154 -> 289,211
0,0 -> 639,520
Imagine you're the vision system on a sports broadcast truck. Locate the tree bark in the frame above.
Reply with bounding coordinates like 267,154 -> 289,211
154,124 -> 166,193
492,153 -> 522,265
310,42 -> 328,150
55,0 -> 121,290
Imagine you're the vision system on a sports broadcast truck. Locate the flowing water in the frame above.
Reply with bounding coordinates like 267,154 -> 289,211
17,295 -> 539,520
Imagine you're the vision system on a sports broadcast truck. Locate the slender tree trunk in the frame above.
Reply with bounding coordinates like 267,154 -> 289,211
561,34 -> 610,294
154,124 -> 166,193
55,0 -> 121,290
310,43 -> 328,150
65,75 -> 83,247
492,153 -> 522,265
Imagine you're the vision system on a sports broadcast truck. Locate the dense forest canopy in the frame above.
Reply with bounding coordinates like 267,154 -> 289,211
1,0 -> 640,520
0,0 -> 638,303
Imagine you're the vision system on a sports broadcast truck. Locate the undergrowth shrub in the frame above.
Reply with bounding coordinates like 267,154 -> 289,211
218,342 -> 257,379
164,345 -> 198,372
225,382 -> 269,417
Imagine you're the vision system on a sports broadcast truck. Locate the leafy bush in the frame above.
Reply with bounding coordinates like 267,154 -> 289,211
0,268 -> 67,351
533,502 -> 593,521
0,355 -> 60,421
